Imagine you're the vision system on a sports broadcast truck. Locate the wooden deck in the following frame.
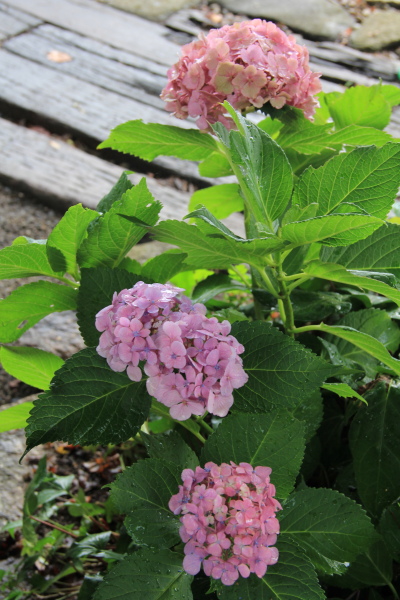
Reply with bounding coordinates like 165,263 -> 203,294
0,0 -> 400,226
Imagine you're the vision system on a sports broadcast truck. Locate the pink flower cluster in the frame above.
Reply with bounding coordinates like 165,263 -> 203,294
169,461 -> 281,586
95,282 -> 248,421
161,19 -> 321,130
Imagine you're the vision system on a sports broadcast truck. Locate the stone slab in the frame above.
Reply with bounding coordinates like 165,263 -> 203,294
98,0 -> 201,21
219,0 -> 355,40
350,10 -> 400,51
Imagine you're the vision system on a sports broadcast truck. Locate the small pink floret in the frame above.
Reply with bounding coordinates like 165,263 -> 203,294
170,461 -> 281,585
161,19 -> 321,130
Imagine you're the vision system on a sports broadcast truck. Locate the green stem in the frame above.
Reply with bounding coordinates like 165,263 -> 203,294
57,276 -> 79,288
256,266 -> 278,297
194,414 -> 214,435
286,275 -> 312,294
292,324 -> 323,334
230,265 -> 251,288
151,401 -> 206,444
388,581 -> 399,600
276,259 -> 296,338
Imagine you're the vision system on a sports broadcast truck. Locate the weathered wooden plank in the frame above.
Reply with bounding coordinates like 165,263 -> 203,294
3,0 -> 181,66
309,59 -> 379,87
0,49 -> 214,183
0,1 -> 41,40
0,118 -> 244,235
4,26 -> 166,106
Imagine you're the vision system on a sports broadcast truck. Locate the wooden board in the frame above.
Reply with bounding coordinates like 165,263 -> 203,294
0,48 -> 214,183
0,118 -> 244,235
3,0 -> 181,66
0,1 -> 41,41
4,26 -> 166,107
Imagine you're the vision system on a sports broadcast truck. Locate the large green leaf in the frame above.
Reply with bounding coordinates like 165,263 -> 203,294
231,321 -> 334,412
316,323 -> 400,377
152,220 -> 287,270
349,382 -> 400,517
0,401 -> 34,433
0,243 -> 64,280
78,179 -> 162,268
141,431 -> 199,471
201,412 -> 305,499
24,348 -> 151,455
379,503 -> 400,562
191,273 -> 246,304
198,152 -> 233,177
278,121 -> 394,155
305,262 -> 400,307
46,204 -> 98,276
141,251 -> 188,284
281,214 -> 382,247
110,458 -> 181,548
326,308 -> 400,368
321,223 -> 400,274
0,281 -> 77,343
0,346 -> 64,390
76,268 -> 144,347
294,143 -> 400,218
324,86 -> 392,130
330,540 -> 393,589
280,488 -> 376,572
215,109 -> 293,223
218,540 -> 325,600
93,549 -> 193,600
98,119 -> 216,161
96,171 -> 134,213
321,383 -> 365,403
290,289 -> 351,322
188,184 -> 243,220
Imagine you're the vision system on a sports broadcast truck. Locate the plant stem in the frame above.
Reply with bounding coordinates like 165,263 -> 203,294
256,266 -> 278,297
292,324 -> 323,334
57,276 -> 79,288
229,265 -> 251,288
194,413 -> 214,435
29,516 -> 79,538
286,275 -> 312,294
276,259 -> 296,338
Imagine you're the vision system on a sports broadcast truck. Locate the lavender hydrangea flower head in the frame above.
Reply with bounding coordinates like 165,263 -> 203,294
161,19 -> 322,130
169,461 -> 281,585
95,281 -> 248,420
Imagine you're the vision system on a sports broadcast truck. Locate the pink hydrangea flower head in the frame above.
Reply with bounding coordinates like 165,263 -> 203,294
169,461 -> 281,585
95,281 -> 248,420
161,19 -> 321,130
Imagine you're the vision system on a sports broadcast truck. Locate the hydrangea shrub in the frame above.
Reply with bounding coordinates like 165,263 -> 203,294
1,18 -> 400,600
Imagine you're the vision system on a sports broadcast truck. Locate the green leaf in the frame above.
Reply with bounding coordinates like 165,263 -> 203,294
198,152 -> 233,177
294,143 -> 400,218
98,119 -> 216,161
282,214 -> 383,247
350,381 -> 400,517
141,431 -> 199,471
280,488 -> 377,570
152,220 -> 287,270
93,549 -> 192,600
191,273 -> 246,304
278,121 -> 394,155
305,261 -> 400,307
321,223 -> 400,274
330,540 -> 393,589
46,204 -> 98,276
97,171 -> 134,213
231,321 -> 335,413
216,110 -> 293,223
317,323 -> 400,377
0,346 -> 64,390
188,184 -> 243,220
0,401 -> 34,433
217,540 -> 325,600
379,503 -> 400,561
141,251 -> 188,283
110,458 -> 181,548
291,290 -> 351,322
0,281 -> 77,343
78,179 -> 162,268
290,389 -> 323,443
24,348 -> 151,455
201,412 -> 305,499
76,268 -> 145,347
322,383 -> 366,403
0,243 -> 64,280
324,86 -> 391,130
